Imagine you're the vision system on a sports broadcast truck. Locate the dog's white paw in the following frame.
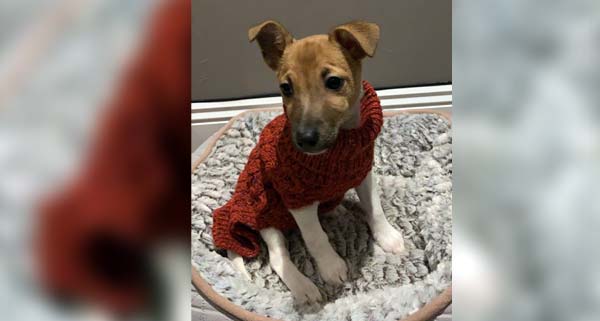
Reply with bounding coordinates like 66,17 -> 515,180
317,253 -> 348,285
289,274 -> 322,304
374,223 -> 405,254
228,250 -> 251,280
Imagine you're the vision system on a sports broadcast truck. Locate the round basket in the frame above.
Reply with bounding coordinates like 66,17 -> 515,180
192,108 -> 452,321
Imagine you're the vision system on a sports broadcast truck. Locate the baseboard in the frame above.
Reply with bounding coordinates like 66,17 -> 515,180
191,84 -> 452,150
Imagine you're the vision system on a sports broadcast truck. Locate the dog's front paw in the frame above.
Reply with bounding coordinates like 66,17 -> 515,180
317,253 -> 348,285
289,274 -> 322,304
374,223 -> 406,254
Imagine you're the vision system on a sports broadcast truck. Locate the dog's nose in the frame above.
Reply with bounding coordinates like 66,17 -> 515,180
296,129 -> 319,148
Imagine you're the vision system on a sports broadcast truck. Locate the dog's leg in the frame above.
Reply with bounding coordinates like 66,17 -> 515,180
227,250 -> 251,280
355,170 -> 405,254
259,228 -> 322,303
289,202 -> 348,285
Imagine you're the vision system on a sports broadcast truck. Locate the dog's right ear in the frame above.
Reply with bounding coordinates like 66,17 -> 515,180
248,20 -> 293,71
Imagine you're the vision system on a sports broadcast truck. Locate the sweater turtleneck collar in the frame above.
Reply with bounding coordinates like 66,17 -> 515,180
278,80 -> 383,171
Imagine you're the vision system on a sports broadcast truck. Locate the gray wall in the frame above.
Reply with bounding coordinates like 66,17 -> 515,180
192,0 -> 451,101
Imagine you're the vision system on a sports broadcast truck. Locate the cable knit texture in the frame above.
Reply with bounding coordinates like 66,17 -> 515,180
212,81 -> 383,257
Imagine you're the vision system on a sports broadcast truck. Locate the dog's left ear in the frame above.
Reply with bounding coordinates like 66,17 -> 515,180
330,21 -> 380,60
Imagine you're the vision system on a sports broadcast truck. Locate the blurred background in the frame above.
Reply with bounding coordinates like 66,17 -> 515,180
0,0 -> 190,320
454,0 -> 600,320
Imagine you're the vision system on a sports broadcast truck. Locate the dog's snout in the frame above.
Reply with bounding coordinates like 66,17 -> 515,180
296,129 -> 319,148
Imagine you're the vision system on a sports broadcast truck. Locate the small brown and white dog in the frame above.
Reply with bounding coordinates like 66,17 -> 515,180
228,20 -> 405,304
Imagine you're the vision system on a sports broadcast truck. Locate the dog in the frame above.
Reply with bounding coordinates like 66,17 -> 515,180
225,20 -> 405,304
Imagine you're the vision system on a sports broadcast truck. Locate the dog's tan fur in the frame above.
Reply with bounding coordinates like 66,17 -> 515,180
249,20 -> 380,151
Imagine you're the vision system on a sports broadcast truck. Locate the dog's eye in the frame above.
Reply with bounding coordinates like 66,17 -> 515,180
325,76 -> 344,90
280,83 -> 293,97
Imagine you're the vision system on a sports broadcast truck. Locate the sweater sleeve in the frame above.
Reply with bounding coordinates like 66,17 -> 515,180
212,115 -> 301,257
211,142 -> 270,257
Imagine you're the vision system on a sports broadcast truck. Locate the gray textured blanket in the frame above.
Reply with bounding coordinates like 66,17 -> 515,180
192,111 -> 452,321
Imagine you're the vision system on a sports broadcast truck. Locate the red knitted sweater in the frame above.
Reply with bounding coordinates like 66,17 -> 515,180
212,81 -> 383,258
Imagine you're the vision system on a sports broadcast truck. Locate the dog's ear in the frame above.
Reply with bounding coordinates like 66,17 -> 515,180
248,20 -> 293,71
330,21 -> 380,60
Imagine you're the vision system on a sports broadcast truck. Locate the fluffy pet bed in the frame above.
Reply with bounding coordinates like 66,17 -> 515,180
192,109 -> 452,321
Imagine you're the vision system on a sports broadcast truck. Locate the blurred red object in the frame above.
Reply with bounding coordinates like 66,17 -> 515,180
36,0 -> 190,313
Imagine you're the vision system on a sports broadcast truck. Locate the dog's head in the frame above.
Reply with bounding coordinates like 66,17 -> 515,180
249,20 -> 380,154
